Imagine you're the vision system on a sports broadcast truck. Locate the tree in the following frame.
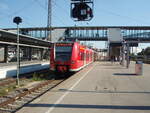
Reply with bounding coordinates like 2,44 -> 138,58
144,47 -> 150,56
137,49 -> 145,56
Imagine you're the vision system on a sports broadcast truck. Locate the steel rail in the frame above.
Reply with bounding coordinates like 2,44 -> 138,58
0,79 -> 65,112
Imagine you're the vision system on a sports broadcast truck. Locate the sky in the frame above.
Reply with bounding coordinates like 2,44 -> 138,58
0,0 -> 150,49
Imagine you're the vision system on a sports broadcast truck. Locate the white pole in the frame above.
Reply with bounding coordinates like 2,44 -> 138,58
126,43 -> 130,68
17,24 -> 20,86
47,0 -> 52,41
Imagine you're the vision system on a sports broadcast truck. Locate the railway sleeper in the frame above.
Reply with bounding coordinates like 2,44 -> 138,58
31,92 -> 41,95
20,97 -> 32,102
13,102 -> 24,106
24,95 -> 36,99
40,87 -> 49,91
35,91 -> 45,94
46,84 -> 56,89
46,84 -> 57,88
31,90 -> 40,94
43,87 -> 52,91
39,87 -> 49,92
0,107 -> 13,112
15,100 -> 26,104
8,104 -> 19,108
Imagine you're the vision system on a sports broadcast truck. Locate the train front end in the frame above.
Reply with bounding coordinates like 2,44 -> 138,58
50,43 -> 73,74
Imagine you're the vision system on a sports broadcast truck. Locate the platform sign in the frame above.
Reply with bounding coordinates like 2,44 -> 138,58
108,28 -> 123,43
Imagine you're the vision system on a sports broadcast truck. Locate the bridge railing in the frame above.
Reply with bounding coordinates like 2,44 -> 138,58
64,27 -> 150,41
5,26 -> 150,41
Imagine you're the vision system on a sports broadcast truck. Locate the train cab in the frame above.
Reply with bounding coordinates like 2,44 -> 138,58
50,42 -> 94,78
50,42 -> 73,73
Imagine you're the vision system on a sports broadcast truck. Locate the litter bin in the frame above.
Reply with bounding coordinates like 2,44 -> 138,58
135,61 -> 143,75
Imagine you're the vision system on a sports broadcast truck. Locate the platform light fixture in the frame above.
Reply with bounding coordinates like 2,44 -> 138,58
13,16 -> 22,86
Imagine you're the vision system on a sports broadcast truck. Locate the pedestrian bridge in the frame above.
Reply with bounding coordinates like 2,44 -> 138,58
64,26 -> 150,42
5,26 -> 150,42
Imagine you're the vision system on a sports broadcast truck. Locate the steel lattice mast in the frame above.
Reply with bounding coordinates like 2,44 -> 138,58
47,0 -> 52,41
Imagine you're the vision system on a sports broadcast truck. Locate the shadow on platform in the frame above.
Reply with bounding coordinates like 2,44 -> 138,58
56,89 -> 150,94
113,73 -> 137,76
26,103 -> 150,110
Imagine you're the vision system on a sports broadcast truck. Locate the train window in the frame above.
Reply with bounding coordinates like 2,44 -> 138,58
55,46 -> 72,62
55,53 -> 71,62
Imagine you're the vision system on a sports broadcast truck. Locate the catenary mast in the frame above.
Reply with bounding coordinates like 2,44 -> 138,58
47,0 -> 52,41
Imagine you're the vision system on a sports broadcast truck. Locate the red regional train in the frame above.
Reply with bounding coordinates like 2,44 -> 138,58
50,42 -> 94,78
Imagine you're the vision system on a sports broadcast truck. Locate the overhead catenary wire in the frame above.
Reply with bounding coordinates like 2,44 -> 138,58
0,0 -> 40,27
7,0 -> 36,18
34,0 -> 47,11
97,7 -> 150,25
52,1 -> 69,26
52,0 -> 68,17
0,0 -> 72,27
33,0 -> 67,26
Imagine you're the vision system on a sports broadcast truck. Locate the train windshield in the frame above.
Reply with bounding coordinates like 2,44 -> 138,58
56,46 -> 72,52
55,45 -> 72,61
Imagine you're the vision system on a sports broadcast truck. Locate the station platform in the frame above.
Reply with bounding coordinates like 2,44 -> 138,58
0,61 -> 49,79
17,61 -> 150,113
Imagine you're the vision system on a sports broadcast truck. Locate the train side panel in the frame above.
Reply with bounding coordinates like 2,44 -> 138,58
70,43 -> 85,71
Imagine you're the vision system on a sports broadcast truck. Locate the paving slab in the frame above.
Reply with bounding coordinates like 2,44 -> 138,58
16,62 -> 150,113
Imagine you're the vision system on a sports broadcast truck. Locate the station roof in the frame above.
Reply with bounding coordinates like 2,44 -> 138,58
0,29 -> 51,48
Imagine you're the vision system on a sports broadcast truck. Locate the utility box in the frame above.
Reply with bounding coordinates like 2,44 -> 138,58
135,61 -> 143,75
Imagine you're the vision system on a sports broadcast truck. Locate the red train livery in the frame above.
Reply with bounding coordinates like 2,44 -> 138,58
50,42 -> 94,75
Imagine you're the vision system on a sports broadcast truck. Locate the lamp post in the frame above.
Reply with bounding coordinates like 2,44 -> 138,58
13,17 -> 22,86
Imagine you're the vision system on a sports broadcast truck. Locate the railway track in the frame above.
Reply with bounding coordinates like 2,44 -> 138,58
0,79 -> 65,113
0,69 -> 50,88
0,60 -> 94,113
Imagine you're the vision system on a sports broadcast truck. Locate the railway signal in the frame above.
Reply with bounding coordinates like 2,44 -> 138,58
13,17 -> 22,25
13,16 -> 22,86
70,0 -> 94,21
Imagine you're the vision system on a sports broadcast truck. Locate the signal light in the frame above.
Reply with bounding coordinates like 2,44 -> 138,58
71,0 -> 94,21
13,17 -> 22,25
